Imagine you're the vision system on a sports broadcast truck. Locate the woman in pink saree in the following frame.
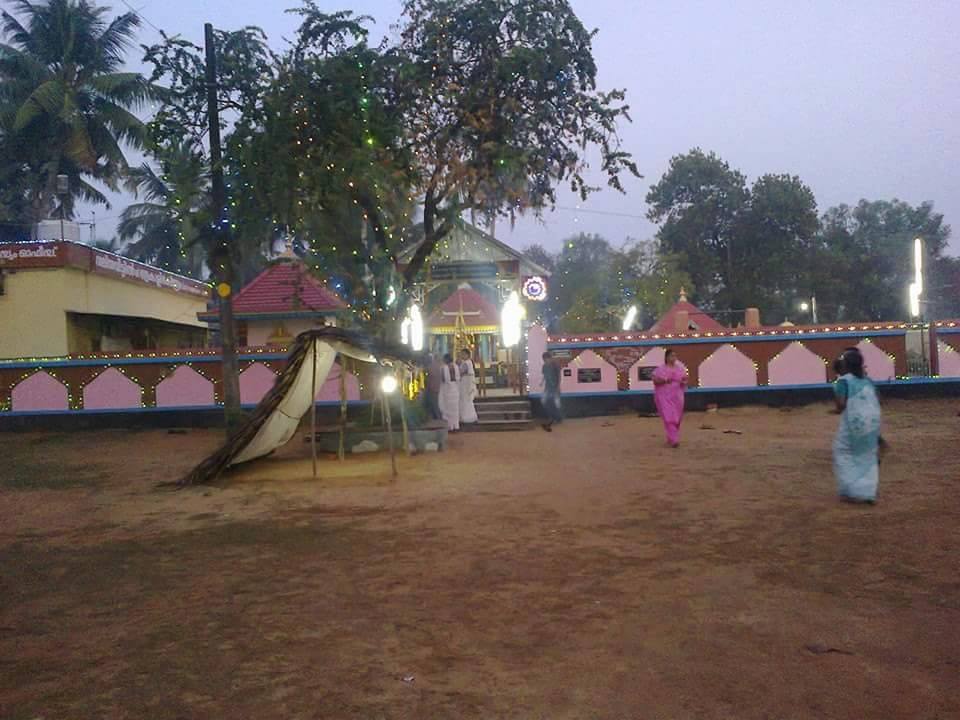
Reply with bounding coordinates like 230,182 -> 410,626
652,349 -> 688,447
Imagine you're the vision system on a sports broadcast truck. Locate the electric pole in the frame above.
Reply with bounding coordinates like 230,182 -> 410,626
205,22 -> 242,434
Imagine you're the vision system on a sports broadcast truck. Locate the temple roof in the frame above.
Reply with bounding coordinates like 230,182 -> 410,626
647,289 -> 726,333
199,259 -> 345,322
428,287 -> 499,330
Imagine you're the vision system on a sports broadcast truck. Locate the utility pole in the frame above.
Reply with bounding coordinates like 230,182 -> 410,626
205,22 -> 242,434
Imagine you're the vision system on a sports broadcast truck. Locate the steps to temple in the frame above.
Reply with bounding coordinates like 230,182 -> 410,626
463,397 -> 534,432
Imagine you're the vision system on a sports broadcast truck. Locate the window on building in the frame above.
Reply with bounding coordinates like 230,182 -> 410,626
577,368 -> 602,383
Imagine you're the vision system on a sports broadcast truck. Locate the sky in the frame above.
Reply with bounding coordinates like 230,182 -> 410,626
73,0 -> 960,253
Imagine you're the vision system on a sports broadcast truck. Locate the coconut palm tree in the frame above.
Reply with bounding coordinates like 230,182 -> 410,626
0,0 -> 158,226
117,141 -> 208,278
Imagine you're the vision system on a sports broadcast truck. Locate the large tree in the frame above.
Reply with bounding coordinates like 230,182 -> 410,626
396,0 -> 639,286
0,0 -> 157,226
816,199 -> 951,321
646,149 -> 748,309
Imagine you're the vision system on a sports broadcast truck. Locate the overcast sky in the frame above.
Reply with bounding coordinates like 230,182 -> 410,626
81,0 -> 960,253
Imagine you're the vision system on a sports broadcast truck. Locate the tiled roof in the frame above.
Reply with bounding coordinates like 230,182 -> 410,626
203,260 -> 345,319
648,300 -> 726,333
428,288 -> 499,327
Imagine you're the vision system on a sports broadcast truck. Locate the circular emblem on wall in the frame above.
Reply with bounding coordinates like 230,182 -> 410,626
522,276 -> 547,302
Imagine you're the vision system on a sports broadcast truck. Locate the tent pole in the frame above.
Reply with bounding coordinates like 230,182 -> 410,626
400,375 -> 411,457
311,341 -> 318,479
338,357 -> 347,461
383,391 -> 397,479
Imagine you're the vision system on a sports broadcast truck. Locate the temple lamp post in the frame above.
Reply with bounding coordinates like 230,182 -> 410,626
55,174 -> 69,240
909,237 -> 927,374
799,296 -> 818,324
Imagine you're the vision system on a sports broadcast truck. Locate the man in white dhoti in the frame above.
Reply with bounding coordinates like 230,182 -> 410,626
458,348 -> 479,424
438,353 -> 461,431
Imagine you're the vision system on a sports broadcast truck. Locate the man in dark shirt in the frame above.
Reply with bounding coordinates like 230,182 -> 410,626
541,351 -> 563,432
425,354 -> 443,420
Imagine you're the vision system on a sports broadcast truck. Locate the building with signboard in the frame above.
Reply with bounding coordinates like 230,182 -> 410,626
0,241 -> 209,359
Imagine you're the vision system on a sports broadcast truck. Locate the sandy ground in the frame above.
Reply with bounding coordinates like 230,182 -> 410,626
1,399 -> 958,719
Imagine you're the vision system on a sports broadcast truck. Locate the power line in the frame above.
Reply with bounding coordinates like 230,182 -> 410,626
117,0 -> 163,35
555,205 -> 649,221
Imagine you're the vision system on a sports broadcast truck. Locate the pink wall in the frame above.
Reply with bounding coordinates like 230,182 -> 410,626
629,347 -> 666,391
698,344 -> 758,388
856,340 -> 895,381
83,368 -> 143,410
316,363 -> 361,402
155,365 -> 215,408
239,362 -> 277,405
937,341 -> 960,378
767,342 -> 827,386
560,349 -> 619,393
11,371 -> 69,412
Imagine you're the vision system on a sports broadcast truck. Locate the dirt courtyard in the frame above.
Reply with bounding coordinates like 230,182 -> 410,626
1,399 -> 958,719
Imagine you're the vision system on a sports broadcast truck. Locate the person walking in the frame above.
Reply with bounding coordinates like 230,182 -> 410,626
832,348 -> 883,504
458,348 -> 479,424
438,353 -> 461,432
541,351 -> 563,432
652,348 -> 688,448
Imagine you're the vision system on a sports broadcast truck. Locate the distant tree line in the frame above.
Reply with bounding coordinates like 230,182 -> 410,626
527,149 -> 957,332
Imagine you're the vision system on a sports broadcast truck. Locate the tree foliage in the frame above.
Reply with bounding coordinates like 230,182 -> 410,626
0,0 -> 159,225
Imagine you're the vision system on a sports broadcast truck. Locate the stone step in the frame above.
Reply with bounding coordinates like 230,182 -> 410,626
461,418 -> 534,432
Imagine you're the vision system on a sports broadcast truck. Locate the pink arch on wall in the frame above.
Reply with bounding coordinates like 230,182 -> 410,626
240,363 -> 277,405
560,349 -> 619,394
156,365 -> 215,408
316,363 -> 361,402
11,371 -> 69,412
629,346 -> 666,391
768,342 -> 827,386
937,341 -> 960,378
83,368 -> 143,410
699,344 -> 757,388
855,340 -> 895,381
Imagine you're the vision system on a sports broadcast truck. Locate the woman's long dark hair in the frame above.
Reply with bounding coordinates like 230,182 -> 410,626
841,348 -> 865,379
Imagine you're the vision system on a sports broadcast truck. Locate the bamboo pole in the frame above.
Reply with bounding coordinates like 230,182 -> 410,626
338,357 -> 348,461
399,373 -> 411,457
310,341 -> 318,479
383,391 -> 397,478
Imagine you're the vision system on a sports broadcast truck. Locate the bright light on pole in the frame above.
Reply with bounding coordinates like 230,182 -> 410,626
799,301 -> 809,312
501,291 -> 523,348
909,237 -> 924,319
622,305 -> 638,331
409,303 -> 424,351
380,375 -> 398,394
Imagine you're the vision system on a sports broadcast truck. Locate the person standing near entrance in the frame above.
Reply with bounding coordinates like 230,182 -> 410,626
424,354 -> 443,420
439,353 -> 461,431
458,348 -> 479,424
541,351 -> 563,432
652,348 -> 688,447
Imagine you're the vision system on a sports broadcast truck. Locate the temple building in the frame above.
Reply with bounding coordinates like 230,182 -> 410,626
198,249 -> 346,347
399,222 -> 550,373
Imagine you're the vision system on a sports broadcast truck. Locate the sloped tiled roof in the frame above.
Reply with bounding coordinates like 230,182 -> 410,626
648,297 -> 726,333
200,260 -> 345,320
428,287 -> 499,328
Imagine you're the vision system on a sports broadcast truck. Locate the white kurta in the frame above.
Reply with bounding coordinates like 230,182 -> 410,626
459,359 -> 478,424
439,363 -> 461,431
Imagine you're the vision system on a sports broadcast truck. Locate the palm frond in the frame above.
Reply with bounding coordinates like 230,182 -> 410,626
12,78 -> 65,130
96,11 -> 140,69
